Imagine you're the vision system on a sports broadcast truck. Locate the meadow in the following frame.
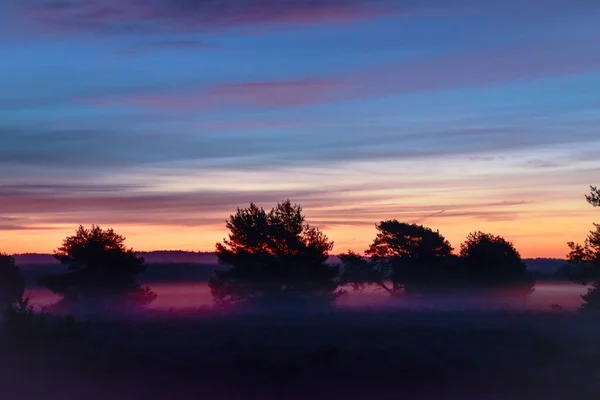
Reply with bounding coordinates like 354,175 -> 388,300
2,307 -> 600,399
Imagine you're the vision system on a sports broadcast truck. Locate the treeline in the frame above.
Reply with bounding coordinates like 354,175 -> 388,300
1,185 -> 599,311
13,250 -> 217,266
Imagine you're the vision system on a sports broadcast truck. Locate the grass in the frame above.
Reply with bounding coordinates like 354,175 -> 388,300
2,307 -> 600,399
1,297 -> 90,349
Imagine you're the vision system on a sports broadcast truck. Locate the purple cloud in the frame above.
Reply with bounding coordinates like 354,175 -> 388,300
117,39 -> 217,57
18,0 -> 399,35
0,182 -> 531,229
84,36 -> 600,113
88,79 -> 354,110
371,37 -> 600,94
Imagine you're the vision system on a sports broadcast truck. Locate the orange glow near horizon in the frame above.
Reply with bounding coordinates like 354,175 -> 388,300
1,206 -> 596,259
1,151 -> 597,259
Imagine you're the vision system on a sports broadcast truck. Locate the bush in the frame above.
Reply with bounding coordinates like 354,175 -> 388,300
1,296 -> 89,347
0,252 -> 25,306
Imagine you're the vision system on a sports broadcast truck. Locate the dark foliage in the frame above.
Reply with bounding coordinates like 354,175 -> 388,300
341,223 -> 533,296
209,200 -> 341,307
567,226 -> 600,310
0,252 -> 25,306
363,221 -> 454,291
566,186 -> 600,310
567,185 -> 600,310
585,185 -> 600,208
458,231 -> 534,294
38,225 -> 156,306
1,297 -> 89,346
365,221 -> 454,263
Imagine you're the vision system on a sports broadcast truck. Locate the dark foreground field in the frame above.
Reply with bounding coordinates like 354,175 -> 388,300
2,310 -> 600,399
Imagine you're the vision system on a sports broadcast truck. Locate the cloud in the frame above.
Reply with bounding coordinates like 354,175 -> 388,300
2,119 -> 600,180
15,0 -> 598,38
0,181 -> 531,229
0,183 -> 146,194
17,0 -> 398,36
0,224 -> 58,231
91,79 -> 354,111
0,185 -> 332,215
84,36 -> 600,114
522,160 -> 563,169
117,39 -> 217,57
373,37 -> 600,94
0,216 -> 57,231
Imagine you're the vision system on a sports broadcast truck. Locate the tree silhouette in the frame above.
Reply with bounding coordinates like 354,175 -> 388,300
341,221 -> 454,294
366,221 -> 453,291
209,200 -> 341,308
39,225 -> 156,307
341,223 -> 534,296
365,221 -> 453,263
0,252 -> 25,306
567,186 -> 600,310
459,231 -> 533,294
585,185 -> 600,207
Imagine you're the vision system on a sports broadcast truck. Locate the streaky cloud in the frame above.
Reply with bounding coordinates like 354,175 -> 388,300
85,37 -> 600,112
17,0 -> 399,35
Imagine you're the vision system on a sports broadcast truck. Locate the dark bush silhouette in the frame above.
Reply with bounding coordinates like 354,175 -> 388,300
458,231 -> 534,294
567,186 -> 600,310
365,221 -> 453,263
360,221 -> 454,292
585,185 -> 600,207
0,252 -> 25,306
341,222 -> 533,296
209,200 -> 341,308
38,225 -> 156,308
1,297 -> 89,346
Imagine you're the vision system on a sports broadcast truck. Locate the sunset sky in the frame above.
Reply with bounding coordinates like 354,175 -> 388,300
1,0 -> 599,257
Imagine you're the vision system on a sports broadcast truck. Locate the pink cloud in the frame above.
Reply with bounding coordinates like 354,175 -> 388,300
202,120 -> 306,130
366,37 -> 600,94
19,0 -> 399,35
84,36 -> 600,113
87,79 -> 355,111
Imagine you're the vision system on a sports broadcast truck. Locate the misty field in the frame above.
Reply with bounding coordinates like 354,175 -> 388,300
2,309 -> 600,400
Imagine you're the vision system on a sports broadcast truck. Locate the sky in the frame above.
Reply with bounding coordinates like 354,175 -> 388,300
1,0 -> 599,257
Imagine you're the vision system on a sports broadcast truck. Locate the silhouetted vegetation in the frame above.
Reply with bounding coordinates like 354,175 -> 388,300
0,252 -> 25,306
567,186 -> 600,310
341,222 -> 533,296
38,225 -> 156,308
209,200 -> 341,308
368,221 -> 455,292
459,231 -> 533,293
586,185 -> 600,207
1,296 -> 89,348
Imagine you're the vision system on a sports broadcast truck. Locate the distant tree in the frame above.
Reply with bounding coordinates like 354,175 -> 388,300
0,253 -> 25,306
341,222 -> 454,294
459,232 -> 526,278
367,221 -> 454,291
458,232 -> 533,294
341,223 -> 534,296
567,186 -> 600,310
39,225 -> 156,307
365,221 -> 453,263
586,185 -> 600,207
210,200 -> 341,307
